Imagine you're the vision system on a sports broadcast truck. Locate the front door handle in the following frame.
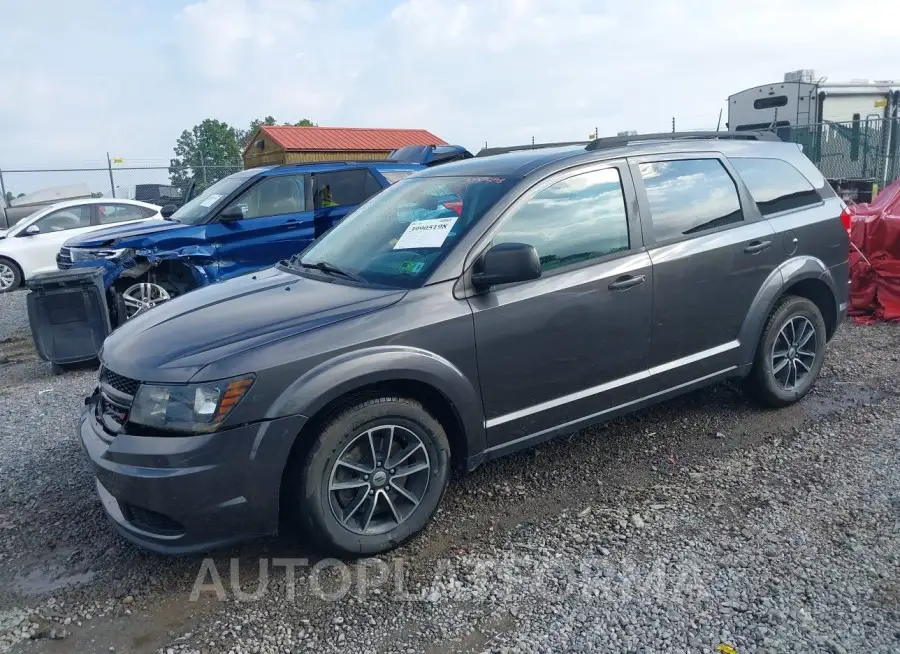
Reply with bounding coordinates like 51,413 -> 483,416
743,240 -> 772,254
284,219 -> 301,229
608,274 -> 646,291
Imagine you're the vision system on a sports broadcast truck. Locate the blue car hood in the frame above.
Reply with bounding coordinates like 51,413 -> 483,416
100,266 -> 405,382
65,219 -> 183,247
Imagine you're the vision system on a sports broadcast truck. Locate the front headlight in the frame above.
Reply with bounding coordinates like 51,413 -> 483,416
130,375 -> 255,433
70,247 -> 130,262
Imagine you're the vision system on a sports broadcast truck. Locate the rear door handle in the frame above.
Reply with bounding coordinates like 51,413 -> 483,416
608,274 -> 646,291
284,219 -> 301,229
743,240 -> 772,254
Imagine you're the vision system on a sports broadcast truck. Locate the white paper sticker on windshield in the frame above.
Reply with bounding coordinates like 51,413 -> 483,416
199,194 -> 222,207
393,217 -> 458,249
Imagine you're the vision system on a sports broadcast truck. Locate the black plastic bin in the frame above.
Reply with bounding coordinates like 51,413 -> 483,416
26,267 -> 111,370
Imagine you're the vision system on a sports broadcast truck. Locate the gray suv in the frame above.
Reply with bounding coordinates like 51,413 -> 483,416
79,132 -> 849,556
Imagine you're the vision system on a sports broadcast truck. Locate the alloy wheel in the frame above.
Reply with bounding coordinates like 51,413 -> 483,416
122,282 -> 171,319
328,425 -> 431,535
771,316 -> 817,391
0,263 -> 14,291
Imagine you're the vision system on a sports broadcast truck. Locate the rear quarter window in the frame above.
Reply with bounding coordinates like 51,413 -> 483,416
730,157 -> 822,216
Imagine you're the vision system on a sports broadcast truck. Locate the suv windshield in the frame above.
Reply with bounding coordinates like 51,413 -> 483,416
294,175 -> 511,288
169,171 -> 256,225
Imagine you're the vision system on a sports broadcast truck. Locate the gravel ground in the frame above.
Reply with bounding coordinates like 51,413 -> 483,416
0,292 -> 898,654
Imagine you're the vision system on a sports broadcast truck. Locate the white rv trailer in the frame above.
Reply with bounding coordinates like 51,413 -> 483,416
727,70 -> 900,132
727,71 -> 900,200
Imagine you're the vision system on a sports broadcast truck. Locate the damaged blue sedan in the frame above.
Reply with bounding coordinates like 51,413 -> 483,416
56,160 -> 425,324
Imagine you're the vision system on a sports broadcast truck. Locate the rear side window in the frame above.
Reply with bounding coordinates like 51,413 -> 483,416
96,204 -> 148,225
313,169 -> 381,208
639,159 -> 742,243
492,168 -> 629,271
730,157 -> 821,216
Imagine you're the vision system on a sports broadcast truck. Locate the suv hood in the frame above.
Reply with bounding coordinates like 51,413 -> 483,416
101,266 -> 405,381
65,219 -> 182,248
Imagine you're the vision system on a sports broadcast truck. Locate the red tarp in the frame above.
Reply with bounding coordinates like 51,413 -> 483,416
848,178 -> 900,323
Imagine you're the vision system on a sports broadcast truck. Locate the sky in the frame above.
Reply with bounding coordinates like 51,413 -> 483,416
1,0 -> 898,195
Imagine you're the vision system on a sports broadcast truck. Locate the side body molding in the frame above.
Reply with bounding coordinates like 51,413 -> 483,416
737,255 -> 839,364
264,345 -> 486,459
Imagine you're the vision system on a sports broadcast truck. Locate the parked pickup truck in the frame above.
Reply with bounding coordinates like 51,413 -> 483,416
1,184 -> 95,232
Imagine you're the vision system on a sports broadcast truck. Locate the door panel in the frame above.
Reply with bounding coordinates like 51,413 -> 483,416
14,206 -> 93,278
631,155 -> 783,381
212,173 -> 315,279
468,163 -> 652,447
647,220 -> 779,371
472,252 -> 653,445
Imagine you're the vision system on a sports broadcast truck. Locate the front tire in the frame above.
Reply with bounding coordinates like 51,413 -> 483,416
292,396 -> 450,557
0,257 -> 22,292
746,295 -> 827,407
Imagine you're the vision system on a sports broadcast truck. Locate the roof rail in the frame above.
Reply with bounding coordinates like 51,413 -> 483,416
476,141 -> 590,158
585,130 -> 781,151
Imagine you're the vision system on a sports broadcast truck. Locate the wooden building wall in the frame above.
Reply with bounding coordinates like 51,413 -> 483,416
285,150 -> 392,163
244,146 -> 393,169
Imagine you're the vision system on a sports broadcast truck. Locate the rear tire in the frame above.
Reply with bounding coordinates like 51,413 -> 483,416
0,257 -> 22,293
746,295 -> 827,408
290,396 -> 450,557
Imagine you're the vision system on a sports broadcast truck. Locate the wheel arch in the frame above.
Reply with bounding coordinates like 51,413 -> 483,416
738,255 -> 840,365
270,346 -> 485,474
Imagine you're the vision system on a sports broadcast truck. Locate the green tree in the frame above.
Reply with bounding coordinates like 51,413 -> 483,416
169,119 -> 243,194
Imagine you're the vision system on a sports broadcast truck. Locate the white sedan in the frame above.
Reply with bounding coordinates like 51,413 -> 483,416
0,198 -> 161,292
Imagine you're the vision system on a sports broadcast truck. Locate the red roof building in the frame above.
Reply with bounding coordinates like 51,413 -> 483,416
243,125 -> 448,168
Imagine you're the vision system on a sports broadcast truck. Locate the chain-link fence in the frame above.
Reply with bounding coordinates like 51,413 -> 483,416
0,163 -> 243,205
776,117 -> 900,187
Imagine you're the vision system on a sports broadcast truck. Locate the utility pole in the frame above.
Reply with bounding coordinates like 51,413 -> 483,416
200,149 -> 208,187
106,152 -> 116,198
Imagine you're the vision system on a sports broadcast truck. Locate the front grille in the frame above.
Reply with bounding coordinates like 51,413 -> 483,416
101,367 -> 140,396
97,367 -> 139,435
57,247 -> 73,270
122,504 -> 184,536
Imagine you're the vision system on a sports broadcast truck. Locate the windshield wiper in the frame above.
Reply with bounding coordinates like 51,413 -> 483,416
296,259 -> 366,283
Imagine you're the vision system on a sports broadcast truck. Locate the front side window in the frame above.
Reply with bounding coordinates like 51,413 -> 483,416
33,205 -> 92,233
227,174 -> 308,219
730,157 -> 820,216
296,175 -> 512,288
492,168 -> 630,271
313,170 -> 380,208
169,171 -> 257,225
96,203 -> 147,225
639,159 -> 742,243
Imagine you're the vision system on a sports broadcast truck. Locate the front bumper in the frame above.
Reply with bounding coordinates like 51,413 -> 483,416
79,396 -> 307,554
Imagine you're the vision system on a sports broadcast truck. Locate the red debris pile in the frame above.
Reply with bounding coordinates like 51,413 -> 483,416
848,179 -> 900,323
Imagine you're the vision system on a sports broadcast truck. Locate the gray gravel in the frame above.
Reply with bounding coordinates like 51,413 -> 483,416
0,301 -> 898,653
0,291 -> 28,342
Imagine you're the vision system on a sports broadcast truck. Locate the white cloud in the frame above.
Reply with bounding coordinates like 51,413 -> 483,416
1,0 -> 899,195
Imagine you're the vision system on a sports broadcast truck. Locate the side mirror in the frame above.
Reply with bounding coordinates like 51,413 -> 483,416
471,242 -> 541,289
24,224 -> 40,236
160,204 -> 177,218
218,205 -> 244,223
